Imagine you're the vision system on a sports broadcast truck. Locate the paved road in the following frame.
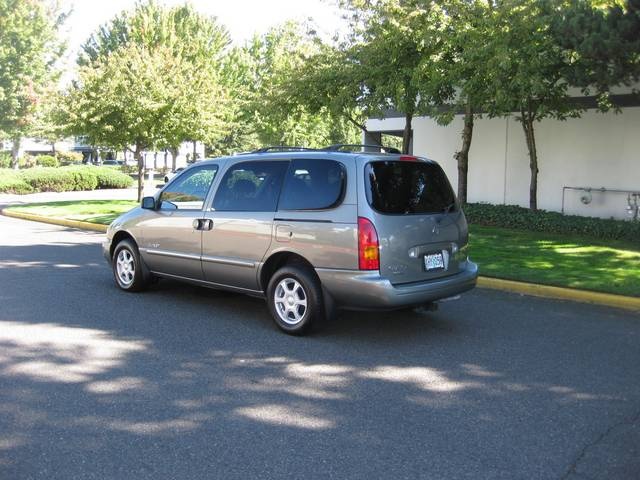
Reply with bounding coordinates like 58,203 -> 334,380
0,215 -> 638,480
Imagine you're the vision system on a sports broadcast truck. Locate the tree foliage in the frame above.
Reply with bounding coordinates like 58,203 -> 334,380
0,0 -> 66,167
431,0 -> 496,204
213,22 -> 360,156
66,1 -> 230,199
551,0 -> 640,109
480,0 -> 585,210
335,0 -> 454,153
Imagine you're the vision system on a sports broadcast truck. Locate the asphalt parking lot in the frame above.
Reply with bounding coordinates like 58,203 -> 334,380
0,215 -> 638,479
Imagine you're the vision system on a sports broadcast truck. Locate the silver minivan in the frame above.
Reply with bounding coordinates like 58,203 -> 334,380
104,147 -> 478,334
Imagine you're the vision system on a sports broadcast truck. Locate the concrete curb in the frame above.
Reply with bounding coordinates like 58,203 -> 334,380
478,277 -> 640,313
2,209 -> 638,313
2,209 -> 108,233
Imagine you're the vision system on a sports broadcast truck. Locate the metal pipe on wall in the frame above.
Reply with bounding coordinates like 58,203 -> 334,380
561,186 -> 640,216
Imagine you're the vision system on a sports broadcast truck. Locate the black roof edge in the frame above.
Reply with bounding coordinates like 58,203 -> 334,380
250,146 -> 319,153
322,144 -> 401,154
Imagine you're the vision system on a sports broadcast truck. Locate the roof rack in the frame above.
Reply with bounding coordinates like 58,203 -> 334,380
252,146 -> 319,153
322,144 -> 402,154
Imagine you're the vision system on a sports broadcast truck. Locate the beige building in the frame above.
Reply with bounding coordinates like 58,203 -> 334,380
365,90 -> 640,220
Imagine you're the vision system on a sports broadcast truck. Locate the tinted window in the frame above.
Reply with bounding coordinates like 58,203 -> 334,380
365,161 -> 456,214
214,161 -> 288,212
160,165 -> 218,210
279,159 -> 346,210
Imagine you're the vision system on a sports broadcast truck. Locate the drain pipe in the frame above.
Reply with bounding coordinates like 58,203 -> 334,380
561,186 -> 640,216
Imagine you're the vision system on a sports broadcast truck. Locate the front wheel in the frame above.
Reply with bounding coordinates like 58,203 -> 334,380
267,265 -> 324,335
112,239 -> 150,292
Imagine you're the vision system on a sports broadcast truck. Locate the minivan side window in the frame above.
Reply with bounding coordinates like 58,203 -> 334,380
213,161 -> 288,212
159,165 -> 218,210
279,159 -> 346,211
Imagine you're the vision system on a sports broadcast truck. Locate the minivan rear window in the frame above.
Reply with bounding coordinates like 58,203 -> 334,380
365,160 -> 456,214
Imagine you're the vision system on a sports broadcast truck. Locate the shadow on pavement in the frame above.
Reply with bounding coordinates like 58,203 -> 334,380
1,240 -> 639,479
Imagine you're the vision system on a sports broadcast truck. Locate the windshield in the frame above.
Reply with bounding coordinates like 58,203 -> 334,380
365,160 -> 456,215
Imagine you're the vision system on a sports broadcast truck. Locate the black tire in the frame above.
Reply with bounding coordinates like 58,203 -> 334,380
112,239 -> 150,292
267,264 -> 324,335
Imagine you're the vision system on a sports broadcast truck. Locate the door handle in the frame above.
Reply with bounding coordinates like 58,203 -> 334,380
192,219 -> 214,231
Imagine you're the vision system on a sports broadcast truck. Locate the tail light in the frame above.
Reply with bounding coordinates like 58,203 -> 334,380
358,217 -> 379,270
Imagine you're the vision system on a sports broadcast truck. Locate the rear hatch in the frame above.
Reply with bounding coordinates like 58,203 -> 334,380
362,158 -> 467,285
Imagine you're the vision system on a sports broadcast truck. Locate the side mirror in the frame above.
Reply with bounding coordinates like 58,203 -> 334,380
141,196 -> 156,210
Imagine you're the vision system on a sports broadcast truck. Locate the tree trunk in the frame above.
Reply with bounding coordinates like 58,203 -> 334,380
170,147 -> 178,171
135,143 -> 144,202
11,136 -> 21,170
153,151 -> 158,170
402,112 -> 413,154
454,102 -> 474,205
520,109 -> 539,211
51,142 -> 56,156
164,149 -> 168,169
193,140 -> 198,162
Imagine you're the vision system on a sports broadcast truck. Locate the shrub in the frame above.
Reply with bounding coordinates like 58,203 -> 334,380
56,150 -> 84,165
464,203 -> 640,243
1,165 -> 132,194
20,166 -> 98,192
0,169 -> 34,194
18,154 -> 36,169
36,155 -> 59,168
64,166 -> 100,191
94,167 -> 134,189
121,164 -> 137,175
0,152 -> 11,169
20,168 -> 76,192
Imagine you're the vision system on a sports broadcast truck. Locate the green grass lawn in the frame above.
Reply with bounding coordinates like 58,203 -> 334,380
470,225 -> 640,297
4,200 -> 639,296
5,200 -> 138,226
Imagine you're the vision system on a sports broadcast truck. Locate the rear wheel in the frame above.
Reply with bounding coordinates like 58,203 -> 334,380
112,239 -> 150,292
267,265 -> 324,335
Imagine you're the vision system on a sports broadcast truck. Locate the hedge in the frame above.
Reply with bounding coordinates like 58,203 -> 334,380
0,166 -> 134,193
93,167 -> 134,189
0,169 -> 34,194
20,167 -> 98,192
36,155 -> 59,168
464,203 -> 640,243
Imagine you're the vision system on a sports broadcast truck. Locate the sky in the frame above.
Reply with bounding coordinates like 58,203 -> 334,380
60,0 -> 345,63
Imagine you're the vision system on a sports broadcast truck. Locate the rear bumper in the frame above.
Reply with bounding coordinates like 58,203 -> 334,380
316,261 -> 478,310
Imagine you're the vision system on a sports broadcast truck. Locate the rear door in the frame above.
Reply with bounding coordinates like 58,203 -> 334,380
201,160 -> 289,291
360,158 -> 466,285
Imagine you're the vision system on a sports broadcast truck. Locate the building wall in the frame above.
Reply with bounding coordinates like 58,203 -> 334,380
366,107 -> 640,220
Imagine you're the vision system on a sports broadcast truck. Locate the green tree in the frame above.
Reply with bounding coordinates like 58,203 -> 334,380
280,37 -> 371,141
67,1 -> 230,199
551,0 -> 640,109
486,0 -> 583,211
333,0 -> 453,154
31,87 -> 68,154
428,0 -> 496,204
215,22 -> 359,155
0,0 -> 66,168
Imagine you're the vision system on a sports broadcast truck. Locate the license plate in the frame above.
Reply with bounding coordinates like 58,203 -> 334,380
424,253 -> 445,271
